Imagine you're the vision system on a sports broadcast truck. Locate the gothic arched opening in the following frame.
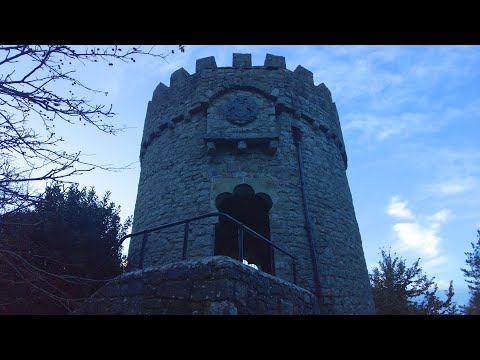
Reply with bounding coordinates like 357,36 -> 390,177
214,184 -> 274,275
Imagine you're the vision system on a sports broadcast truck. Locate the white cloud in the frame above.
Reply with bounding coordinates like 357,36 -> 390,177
343,100 -> 479,141
392,222 -> 441,258
427,177 -> 476,195
386,196 -> 414,219
343,112 -> 433,141
423,256 -> 449,270
291,45 -> 407,103
386,196 -> 452,268
435,279 -> 452,290
427,209 -> 451,223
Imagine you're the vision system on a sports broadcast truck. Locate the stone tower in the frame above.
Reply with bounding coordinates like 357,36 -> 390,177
122,53 -> 375,315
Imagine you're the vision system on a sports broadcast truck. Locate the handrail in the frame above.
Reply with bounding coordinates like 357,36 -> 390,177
118,212 -> 297,284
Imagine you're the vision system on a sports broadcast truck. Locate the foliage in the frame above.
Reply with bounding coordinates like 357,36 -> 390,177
370,249 -> 457,315
461,230 -> 480,314
0,184 -> 131,314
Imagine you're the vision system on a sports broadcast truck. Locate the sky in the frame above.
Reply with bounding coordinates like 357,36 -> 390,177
26,45 -> 480,307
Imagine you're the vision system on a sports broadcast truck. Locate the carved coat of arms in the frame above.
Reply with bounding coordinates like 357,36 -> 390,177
225,96 -> 258,125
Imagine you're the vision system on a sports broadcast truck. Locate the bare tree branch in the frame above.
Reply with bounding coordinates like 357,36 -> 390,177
0,45 -> 183,214
0,45 -> 182,313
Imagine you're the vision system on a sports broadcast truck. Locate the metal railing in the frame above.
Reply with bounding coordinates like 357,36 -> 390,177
118,212 -> 297,284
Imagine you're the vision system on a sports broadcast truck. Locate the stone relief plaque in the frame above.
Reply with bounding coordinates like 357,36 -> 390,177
225,96 -> 258,125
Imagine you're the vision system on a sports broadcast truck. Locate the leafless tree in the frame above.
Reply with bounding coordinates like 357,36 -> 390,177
0,45 -> 184,215
0,45 -> 188,313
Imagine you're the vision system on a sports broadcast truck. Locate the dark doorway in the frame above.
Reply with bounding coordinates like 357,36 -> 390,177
214,184 -> 274,275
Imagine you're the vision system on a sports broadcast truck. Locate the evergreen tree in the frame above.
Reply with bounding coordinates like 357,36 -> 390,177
461,230 -> 480,315
0,184 -> 131,314
370,250 -> 456,315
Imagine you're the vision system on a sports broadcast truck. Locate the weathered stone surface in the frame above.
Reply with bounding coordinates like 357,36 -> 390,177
152,82 -> 168,101
293,65 -> 314,83
268,140 -> 278,154
264,54 -> 286,69
77,256 -> 319,315
209,301 -> 237,315
232,53 -> 252,68
237,140 -> 247,153
206,141 -> 216,154
170,68 -> 190,86
129,54 -> 375,314
196,56 -> 217,72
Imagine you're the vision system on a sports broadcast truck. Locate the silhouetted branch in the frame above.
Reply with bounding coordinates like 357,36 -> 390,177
0,45 -> 183,214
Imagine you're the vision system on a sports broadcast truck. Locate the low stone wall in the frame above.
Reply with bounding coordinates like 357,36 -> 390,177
77,256 -> 319,315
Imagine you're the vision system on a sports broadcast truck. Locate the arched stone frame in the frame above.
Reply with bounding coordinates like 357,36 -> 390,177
212,182 -> 275,275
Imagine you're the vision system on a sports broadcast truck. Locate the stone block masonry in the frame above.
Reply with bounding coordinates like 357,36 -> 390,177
125,53 -> 375,314
77,256 -> 319,315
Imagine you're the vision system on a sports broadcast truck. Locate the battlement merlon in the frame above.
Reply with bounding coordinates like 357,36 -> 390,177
142,53 -> 348,168
233,53 -> 252,68
196,56 -> 217,72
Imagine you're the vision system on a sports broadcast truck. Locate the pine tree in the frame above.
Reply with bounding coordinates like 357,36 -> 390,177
461,230 -> 480,315
370,250 -> 457,315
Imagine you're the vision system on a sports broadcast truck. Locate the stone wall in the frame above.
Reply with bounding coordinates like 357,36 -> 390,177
77,256 -> 319,315
128,53 -> 375,314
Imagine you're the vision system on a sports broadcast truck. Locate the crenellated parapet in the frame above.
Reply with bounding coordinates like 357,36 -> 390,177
140,53 -> 347,168
128,53 -> 375,314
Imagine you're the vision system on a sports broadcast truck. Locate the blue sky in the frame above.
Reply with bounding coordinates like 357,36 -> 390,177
48,45 -> 479,306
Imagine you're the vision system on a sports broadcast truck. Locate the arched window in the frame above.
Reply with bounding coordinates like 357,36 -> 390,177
214,184 -> 274,275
